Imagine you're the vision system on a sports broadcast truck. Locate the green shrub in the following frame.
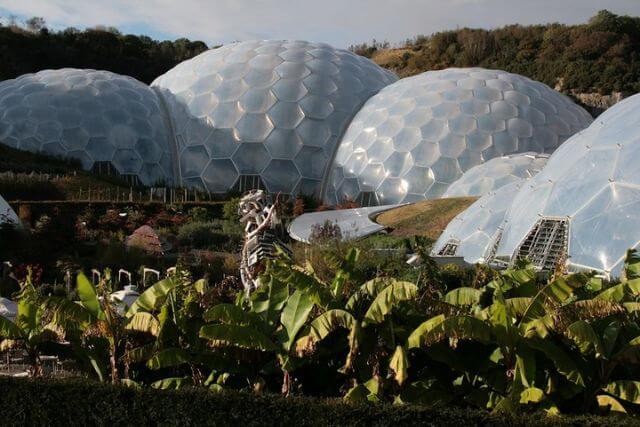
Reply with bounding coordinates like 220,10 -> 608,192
0,377 -> 633,427
176,221 -> 241,251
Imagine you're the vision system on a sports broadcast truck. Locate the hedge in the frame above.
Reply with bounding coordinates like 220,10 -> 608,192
0,377 -> 636,427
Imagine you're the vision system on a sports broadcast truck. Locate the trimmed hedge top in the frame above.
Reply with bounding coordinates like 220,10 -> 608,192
0,377 -> 636,427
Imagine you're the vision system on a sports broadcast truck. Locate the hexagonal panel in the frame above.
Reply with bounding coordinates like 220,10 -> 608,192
265,129 -> 303,158
232,143 -> 270,174
239,88 -> 277,114
294,146 -> 326,180
234,113 -> 274,142
112,148 -> 143,174
202,159 -> 239,193
180,145 -> 210,178
262,159 -> 301,193
267,102 -> 305,129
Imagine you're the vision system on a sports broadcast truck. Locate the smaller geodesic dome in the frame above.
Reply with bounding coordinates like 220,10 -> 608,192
0,69 -> 175,186
323,67 -> 592,206
494,93 -> 640,277
0,195 -> 19,226
443,153 -> 548,197
432,180 -> 523,264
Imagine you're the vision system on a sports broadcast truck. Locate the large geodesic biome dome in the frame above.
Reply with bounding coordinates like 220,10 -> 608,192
432,180 -> 523,264
323,68 -> 593,206
494,93 -> 640,277
443,152 -> 548,198
152,40 -> 398,196
0,69 -> 176,186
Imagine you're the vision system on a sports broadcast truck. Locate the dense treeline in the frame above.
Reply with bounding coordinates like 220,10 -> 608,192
354,10 -> 640,95
0,18 -> 208,84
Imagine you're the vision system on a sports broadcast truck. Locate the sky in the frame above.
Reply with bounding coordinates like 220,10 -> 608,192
0,0 -> 640,48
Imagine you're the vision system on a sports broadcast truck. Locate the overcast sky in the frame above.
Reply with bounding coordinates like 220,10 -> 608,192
1,0 -> 639,48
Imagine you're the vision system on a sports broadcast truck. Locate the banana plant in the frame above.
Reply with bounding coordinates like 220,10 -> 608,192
47,270 -> 158,382
294,275 -> 419,402
199,274 -> 315,395
124,273 -> 232,389
0,271 -> 62,377
404,262 -> 588,413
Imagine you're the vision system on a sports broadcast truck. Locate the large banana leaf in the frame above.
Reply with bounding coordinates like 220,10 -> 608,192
526,338 -> 585,387
515,348 -> 536,388
505,298 -> 533,317
147,348 -> 191,370
519,387 -> 545,404
407,315 -> 490,348
623,302 -> 640,313
519,274 -> 585,329
204,304 -> 260,326
251,276 -> 289,317
125,312 -> 160,336
200,324 -> 277,351
623,249 -> 640,281
343,378 -> 380,403
266,262 -> 331,308
389,345 -> 409,385
363,281 -> 417,324
77,273 -> 103,319
603,380 -> 640,404
612,335 -> 640,363
565,320 -> 604,357
443,287 -> 481,306
280,290 -> 314,351
345,277 -> 394,311
296,309 -> 356,347
46,297 -> 92,326
602,321 -> 622,359
16,298 -> 38,333
594,283 -> 627,303
126,278 -> 179,316
597,395 -> 627,413
295,309 -> 358,371
489,296 -> 519,348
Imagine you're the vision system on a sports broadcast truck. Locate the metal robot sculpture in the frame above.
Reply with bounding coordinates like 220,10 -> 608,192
238,190 -> 291,293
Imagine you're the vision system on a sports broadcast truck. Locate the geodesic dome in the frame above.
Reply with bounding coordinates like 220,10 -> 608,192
443,152 -> 548,197
494,93 -> 640,277
152,40 -> 397,197
0,69 -> 175,186
323,68 -> 592,206
0,195 -> 19,225
432,181 -> 523,264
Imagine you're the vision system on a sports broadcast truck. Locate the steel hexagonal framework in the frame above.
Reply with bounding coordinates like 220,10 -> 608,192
0,69 -> 175,186
152,40 -> 397,196
324,68 -> 593,206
